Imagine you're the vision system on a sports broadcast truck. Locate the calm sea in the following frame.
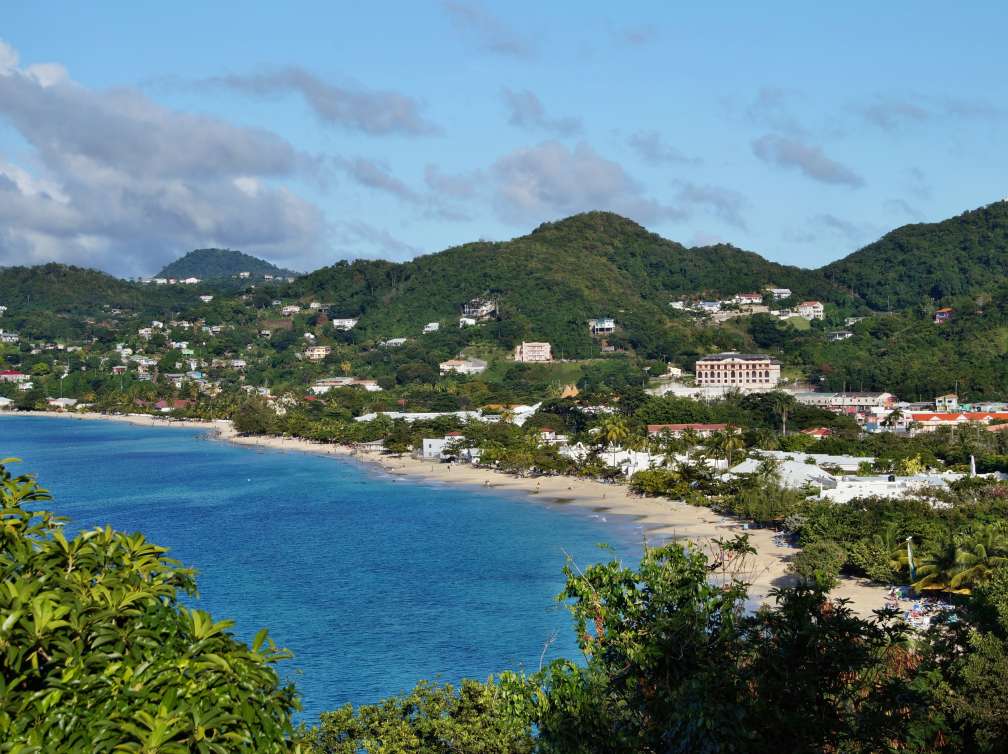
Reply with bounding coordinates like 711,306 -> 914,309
1,416 -> 644,721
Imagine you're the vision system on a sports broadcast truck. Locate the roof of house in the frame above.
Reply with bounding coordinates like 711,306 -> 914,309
648,423 -> 728,433
798,300 -> 823,307
935,307 -> 954,313
801,427 -> 832,436
696,352 -> 778,363
0,370 -> 25,375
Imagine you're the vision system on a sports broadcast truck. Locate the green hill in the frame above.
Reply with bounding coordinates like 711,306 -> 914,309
822,200 -> 1008,309
156,248 -> 299,281
292,212 -> 843,358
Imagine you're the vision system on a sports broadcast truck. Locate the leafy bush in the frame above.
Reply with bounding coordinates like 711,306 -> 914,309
0,460 -> 298,752
789,539 -> 847,589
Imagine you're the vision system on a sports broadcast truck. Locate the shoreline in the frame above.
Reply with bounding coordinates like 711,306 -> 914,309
3,410 -> 907,617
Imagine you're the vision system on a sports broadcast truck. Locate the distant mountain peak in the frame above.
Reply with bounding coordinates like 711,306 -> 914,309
155,248 -> 299,281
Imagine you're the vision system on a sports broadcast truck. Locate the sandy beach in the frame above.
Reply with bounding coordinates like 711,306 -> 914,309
4,410 -> 908,617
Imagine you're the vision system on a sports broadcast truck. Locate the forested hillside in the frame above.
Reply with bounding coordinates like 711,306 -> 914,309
156,248 -> 299,280
823,200 -> 1008,309
292,212 -> 845,357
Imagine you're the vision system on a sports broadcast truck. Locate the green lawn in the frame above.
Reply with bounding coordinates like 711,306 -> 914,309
785,316 -> 811,331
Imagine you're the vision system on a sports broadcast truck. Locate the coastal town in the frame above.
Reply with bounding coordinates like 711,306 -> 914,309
3,270 -> 1004,630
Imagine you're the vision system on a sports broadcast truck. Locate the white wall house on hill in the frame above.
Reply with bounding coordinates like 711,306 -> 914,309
514,341 -> 552,362
797,301 -> 825,320
439,358 -> 488,375
332,318 -> 359,331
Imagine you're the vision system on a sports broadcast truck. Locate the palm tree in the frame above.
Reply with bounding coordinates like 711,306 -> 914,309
718,426 -> 745,469
340,360 -> 352,376
912,539 -> 968,594
599,415 -> 630,467
882,408 -> 905,429
680,428 -> 701,449
951,525 -> 1008,591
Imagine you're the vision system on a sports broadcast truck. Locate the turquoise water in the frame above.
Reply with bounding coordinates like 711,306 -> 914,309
1,416 -> 644,721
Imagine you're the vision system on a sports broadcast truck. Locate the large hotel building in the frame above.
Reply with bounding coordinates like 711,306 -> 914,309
695,352 -> 780,390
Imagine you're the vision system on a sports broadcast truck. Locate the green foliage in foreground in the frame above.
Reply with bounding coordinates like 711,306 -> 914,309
8,458 -> 1008,752
0,460 -> 299,753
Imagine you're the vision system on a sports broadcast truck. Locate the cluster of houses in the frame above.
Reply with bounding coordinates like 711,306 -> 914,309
670,287 -> 826,324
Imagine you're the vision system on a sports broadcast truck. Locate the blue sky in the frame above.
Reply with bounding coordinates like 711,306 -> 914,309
1,1 -> 1005,276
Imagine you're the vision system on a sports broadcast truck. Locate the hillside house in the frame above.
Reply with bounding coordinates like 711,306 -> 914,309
0,331 -> 19,344
934,307 -> 953,324
514,341 -> 552,362
537,427 -> 569,445
331,318 -> 359,331
423,322 -> 440,334
380,338 -> 408,347
698,301 -> 722,313
0,396 -> 12,410
733,292 -> 764,305
304,345 -> 332,362
827,330 -> 853,342
281,305 -> 301,316
238,271 -> 251,279
199,295 -> 214,303
0,370 -> 29,383
801,427 -> 833,440
766,287 -> 792,300
181,277 -> 200,284
459,316 -> 477,328
309,302 -> 322,310
439,357 -> 488,376
935,393 -> 959,411
588,317 -> 616,335
311,376 -> 382,394
695,352 -> 780,389
797,301 -> 825,320
462,297 -> 496,320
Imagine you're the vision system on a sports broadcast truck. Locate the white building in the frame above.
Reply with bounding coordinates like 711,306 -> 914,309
588,317 -> 616,335
459,316 -> 477,328
694,352 -> 780,390
238,271 -> 251,279
439,357 -> 488,376
380,338 -> 408,348
423,322 -> 440,334
766,287 -> 792,300
199,295 -> 214,303
181,277 -> 200,285
462,298 -> 496,319
0,331 -> 19,344
794,392 -> 895,413
797,301 -> 825,320
827,331 -> 853,341
281,305 -> 301,316
311,376 -> 382,393
303,345 -> 332,362
514,341 -> 552,362
332,318 -> 359,331
732,292 -> 764,305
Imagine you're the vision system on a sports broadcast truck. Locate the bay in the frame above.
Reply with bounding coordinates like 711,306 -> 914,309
0,415 -> 644,721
